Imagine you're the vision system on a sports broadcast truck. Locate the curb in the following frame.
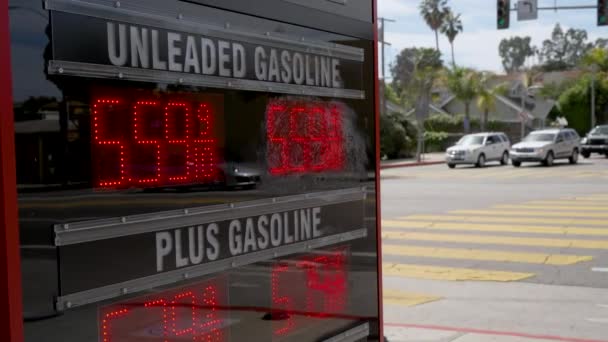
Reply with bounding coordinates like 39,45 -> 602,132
380,161 -> 444,170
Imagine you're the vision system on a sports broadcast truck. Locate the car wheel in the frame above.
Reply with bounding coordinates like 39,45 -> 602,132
500,151 -> 509,165
476,154 -> 486,168
512,160 -> 521,167
569,149 -> 579,164
544,151 -> 554,167
447,163 -> 456,169
582,151 -> 591,158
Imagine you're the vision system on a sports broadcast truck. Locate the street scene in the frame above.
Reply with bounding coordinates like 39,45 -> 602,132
379,0 -> 608,341
381,156 -> 608,342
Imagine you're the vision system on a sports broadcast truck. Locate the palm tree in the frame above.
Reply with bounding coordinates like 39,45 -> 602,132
476,73 -> 508,131
419,0 -> 449,52
441,10 -> 463,66
444,67 -> 479,133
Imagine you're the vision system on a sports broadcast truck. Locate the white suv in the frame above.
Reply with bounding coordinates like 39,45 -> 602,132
445,133 -> 511,168
510,128 -> 581,167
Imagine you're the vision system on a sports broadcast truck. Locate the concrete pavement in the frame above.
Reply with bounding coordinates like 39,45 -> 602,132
381,156 -> 608,342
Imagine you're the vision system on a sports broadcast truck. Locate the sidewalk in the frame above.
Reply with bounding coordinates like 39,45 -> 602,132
380,153 -> 445,169
384,325 -> 606,342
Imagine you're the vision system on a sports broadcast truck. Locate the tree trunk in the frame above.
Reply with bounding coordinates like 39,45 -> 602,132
435,30 -> 440,51
451,42 -> 455,66
482,110 -> 489,132
464,102 -> 471,133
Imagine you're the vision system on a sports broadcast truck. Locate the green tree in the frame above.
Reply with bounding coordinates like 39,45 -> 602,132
444,67 -> 479,133
419,0 -> 449,52
498,36 -> 535,73
476,73 -> 508,132
539,24 -> 593,71
440,10 -> 463,66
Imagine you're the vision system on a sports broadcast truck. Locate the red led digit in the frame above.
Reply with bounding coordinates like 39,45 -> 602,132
167,291 -> 197,337
165,102 -> 191,182
266,100 -> 345,175
200,285 -> 223,342
297,249 -> 348,317
193,104 -> 218,181
271,263 -> 295,336
100,308 -> 130,342
93,99 -> 127,187
133,101 -> 162,184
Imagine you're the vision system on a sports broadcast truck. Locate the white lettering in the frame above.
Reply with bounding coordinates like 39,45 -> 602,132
257,215 -> 269,249
280,51 -> 292,84
155,232 -> 172,272
167,32 -> 183,72
201,38 -> 217,75
254,46 -> 267,81
300,209 -> 311,240
244,218 -> 257,253
174,229 -> 189,268
184,36 -> 201,73
206,223 -> 220,261
270,213 -> 282,247
130,26 -> 149,68
320,57 -> 331,87
232,43 -> 246,78
268,49 -> 280,82
292,53 -> 305,85
229,220 -> 243,255
313,207 -> 322,237
188,226 -> 204,265
305,55 -> 315,86
151,29 -> 167,70
107,23 -> 127,66
332,59 -> 341,88
218,40 -> 231,77
283,212 -> 294,244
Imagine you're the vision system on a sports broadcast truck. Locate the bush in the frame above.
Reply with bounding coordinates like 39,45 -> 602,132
423,131 -> 450,152
380,113 -> 417,159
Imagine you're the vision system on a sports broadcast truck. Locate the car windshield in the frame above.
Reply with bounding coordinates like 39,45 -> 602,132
590,126 -> 608,135
524,133 -> 555,142
457,135 -> 484,146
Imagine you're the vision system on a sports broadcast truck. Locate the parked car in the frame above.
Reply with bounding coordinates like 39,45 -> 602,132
581,125 -> 608,158
218,162 -> 261,189
445,132 -> 511,168
510,128 -> 580,167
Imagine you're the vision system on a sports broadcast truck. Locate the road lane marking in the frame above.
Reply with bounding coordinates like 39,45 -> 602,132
382,263 -> 534,282
395,215 -> 608,228
383,244 -> 592,265
451,209 -> 608,218
382,289 -> 441,307
494,204 -> 608,212
525,200 -> 608,207
585,318 -> 608,324
383,220 -> 608,236
383,231 -> 608,250
591,268 -> 608,272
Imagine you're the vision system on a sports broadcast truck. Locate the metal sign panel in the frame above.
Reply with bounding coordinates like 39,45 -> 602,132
46,0 -> 366,99
517,0 -> 538,21
55,189 -> 367,310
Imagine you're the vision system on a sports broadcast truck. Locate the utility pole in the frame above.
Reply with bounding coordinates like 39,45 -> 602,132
378,17 -> 395,117
591,64 -> 599,129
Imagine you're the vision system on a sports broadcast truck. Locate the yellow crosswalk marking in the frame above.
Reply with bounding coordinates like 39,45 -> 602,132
382,231 -> 608,249
525,200 -> 608,207
382,263 -> 534,282
382,219 -> 608,236
382,244 -> 592,265
451,209 -> 608,218
398,214 -> 608,227
494,204 -> 608,211
383,289 -> 441,307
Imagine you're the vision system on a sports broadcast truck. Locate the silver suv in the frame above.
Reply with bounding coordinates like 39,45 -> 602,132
510,128 -> 581,167
446,132 -> 511,168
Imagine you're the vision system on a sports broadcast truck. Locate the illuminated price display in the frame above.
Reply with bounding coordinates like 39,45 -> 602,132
267,100 -> 345,175
91,91 -> 223,188
271,247 -> 349,337
99,278 -> 227,342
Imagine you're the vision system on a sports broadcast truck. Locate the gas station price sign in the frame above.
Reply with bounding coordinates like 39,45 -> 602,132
91,90 -> 225,189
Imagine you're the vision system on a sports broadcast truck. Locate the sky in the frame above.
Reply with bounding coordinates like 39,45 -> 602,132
378,0 -> 607,77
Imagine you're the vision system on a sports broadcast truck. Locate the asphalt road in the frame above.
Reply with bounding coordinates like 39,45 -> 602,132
381,155 -> 608,342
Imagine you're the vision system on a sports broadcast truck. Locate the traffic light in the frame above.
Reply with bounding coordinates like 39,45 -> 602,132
497,0 -> 510,29
599,0 -> 608,26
